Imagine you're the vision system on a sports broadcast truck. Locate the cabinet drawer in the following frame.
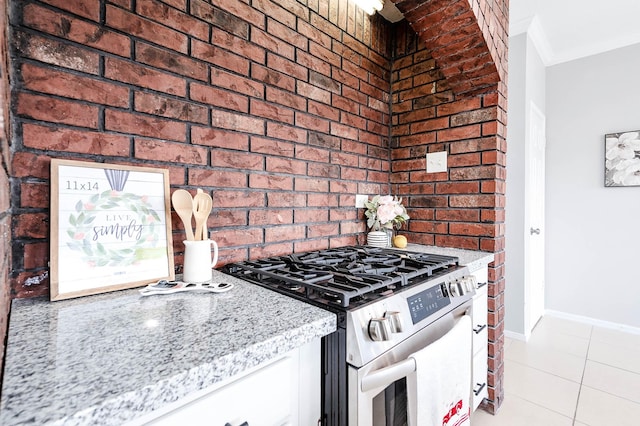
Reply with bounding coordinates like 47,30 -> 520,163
472,349 -> 488,410
148,356 -> 294,426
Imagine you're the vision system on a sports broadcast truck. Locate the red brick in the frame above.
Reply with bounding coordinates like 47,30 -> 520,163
267,122 -> 307,143
266,157 -> 306,175
251,137 -> 294,157
294,209 -> 329,223
435,209 -> 480,222
450,222 -> 497,237
188,168 -> 248,188
249,174 -> 292,190
190,82 -> 248,113
105,57 -> 186,97
23,4 -> 130,57
251,27 -> 295,60
13,212 -> 48,238
297,50 -> 332,78
435,182 -> 480,194
106,5 -> 188,53
330,123 -> 358,140
191,39 -> 250,76
212,227 -> 263,247
105,110 -> 186,142
250,99 -> 294,124
250,209 -> 293,225
22,123 -> 130,156
437,124 -> 481,142
136,0 -> 209,41
251,64 -> 295,92
267,192 -> 306,207
212,68 -> 265,99
266,87 -> 306,111
213,190 -> 265,208
15,32 -> 99,74
136,42 -> 208,81
17,93 -> 98,128
134,138 -> 206,164
192,127 -> 249,150
295,112 -> 330,133
211,32 -> 265,65
294,177 -> 329,193
212,150 -> 263,171
134,92 -> 208,124
211,110 -> 265,135
23,242 -> 49,270
253,0 -> 302,24
295,145 -> 330,163
449,194 -> 498,208
11,152 -> 51,179
41,0 -> 100,21
308,193 -> 339,207
267,52 -> 307,81
21,63 -> 129,108
20,182 -> 48,209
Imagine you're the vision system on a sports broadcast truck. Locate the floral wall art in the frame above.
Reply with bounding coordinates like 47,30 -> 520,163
605,130 -> 640,187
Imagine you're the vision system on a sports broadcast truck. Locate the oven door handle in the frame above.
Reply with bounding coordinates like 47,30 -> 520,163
360,358 -> 416,393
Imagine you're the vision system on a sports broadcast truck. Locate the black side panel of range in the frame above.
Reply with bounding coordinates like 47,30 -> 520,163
321,326 -> 347,426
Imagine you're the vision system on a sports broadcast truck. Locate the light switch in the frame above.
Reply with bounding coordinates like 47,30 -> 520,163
426,151 -> 447,173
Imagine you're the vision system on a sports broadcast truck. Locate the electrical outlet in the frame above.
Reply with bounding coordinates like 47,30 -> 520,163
426,151 -> 447,173
355,194 -> 368,208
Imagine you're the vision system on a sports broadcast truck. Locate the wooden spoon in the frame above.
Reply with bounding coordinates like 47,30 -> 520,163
193,190 -> 212,241
171,189 -> 195,241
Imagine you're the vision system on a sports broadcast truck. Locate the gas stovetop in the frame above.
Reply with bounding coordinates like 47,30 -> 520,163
222,246 -> 460,310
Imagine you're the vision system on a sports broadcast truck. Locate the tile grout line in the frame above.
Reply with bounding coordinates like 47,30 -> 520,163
572,325 -> 593,425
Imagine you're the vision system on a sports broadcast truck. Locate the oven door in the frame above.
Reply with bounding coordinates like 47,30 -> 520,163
348,301 -> 471,426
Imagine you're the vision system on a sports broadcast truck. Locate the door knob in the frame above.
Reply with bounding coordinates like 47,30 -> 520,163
530,228 -> 540,235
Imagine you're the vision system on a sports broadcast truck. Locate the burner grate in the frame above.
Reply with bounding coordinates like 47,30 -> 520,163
223,246 -> 459,309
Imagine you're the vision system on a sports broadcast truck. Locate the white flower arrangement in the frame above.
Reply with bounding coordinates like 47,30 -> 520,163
364,195 -> 410,231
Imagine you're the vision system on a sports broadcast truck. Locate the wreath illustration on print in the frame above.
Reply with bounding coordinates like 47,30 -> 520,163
65,169 -> 163,267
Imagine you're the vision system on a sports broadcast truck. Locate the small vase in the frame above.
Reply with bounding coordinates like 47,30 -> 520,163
367,230 -> 391,248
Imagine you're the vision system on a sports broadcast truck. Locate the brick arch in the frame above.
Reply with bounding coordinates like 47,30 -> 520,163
392,0 -> 506,95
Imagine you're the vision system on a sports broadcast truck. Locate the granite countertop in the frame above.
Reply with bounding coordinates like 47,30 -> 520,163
404,243 -> 494,271
0,270 -> 337,425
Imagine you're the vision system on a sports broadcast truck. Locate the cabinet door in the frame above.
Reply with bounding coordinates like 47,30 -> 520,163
472,349 -> 488,410
148,355 -> 295,426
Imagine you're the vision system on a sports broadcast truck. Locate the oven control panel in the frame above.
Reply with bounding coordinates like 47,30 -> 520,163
407,284 -> 451,325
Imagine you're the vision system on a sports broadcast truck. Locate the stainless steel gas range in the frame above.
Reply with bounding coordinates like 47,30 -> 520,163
223,245 -> 478,426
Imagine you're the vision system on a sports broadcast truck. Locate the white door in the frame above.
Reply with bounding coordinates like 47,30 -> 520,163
525,101 -> 546,335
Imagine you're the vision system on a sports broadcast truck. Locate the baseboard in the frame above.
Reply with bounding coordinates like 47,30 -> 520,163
503,330 -> 528,341
545,309 -> 640,335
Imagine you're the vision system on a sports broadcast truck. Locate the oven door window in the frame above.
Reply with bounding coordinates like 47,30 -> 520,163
372,377 -> 408,426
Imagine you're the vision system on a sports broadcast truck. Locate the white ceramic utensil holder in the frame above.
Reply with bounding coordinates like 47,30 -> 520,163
183,239 -> 219,283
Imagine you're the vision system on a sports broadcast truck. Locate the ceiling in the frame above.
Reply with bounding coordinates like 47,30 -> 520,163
509,0 -> 640,65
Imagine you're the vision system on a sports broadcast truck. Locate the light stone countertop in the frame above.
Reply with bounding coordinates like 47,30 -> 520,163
404,243 -> 494,272
0,270 -> 337,425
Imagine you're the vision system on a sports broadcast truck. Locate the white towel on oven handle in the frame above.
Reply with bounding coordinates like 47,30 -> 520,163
407,314 -> 472,426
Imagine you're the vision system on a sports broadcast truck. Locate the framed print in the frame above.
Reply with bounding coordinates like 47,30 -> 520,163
50,159 -> 175,300
605,130 -> 640,187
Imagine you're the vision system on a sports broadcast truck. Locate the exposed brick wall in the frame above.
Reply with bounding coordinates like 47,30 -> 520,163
390,2 -> 507,413
8,0 -> 393,298
5,0 -> 507,414
0,0 -> 11,378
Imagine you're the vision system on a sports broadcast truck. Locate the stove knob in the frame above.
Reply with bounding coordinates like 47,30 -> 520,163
368,317 -> 392,341
449,281 -> 462,297
384,311 -> 403,333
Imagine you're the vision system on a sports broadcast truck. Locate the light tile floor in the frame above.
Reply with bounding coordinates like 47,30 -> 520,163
471,316 -> 640,426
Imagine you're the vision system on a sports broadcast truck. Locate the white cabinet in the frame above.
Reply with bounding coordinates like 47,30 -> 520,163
131,340 -> 321,426
470,270 -> 489,410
